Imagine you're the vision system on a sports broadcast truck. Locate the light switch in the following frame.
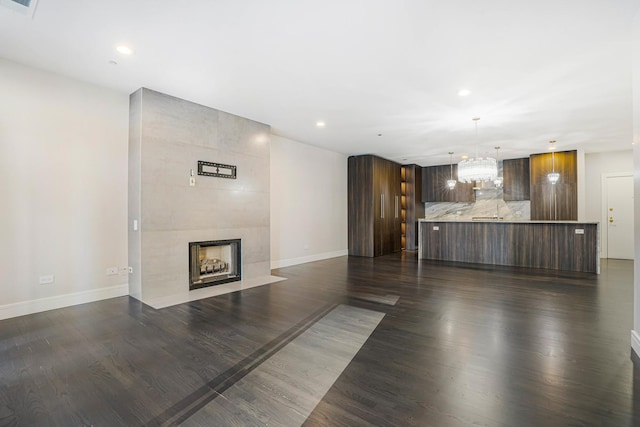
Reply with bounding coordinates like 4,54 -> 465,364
433,226 -> 439,231
133,219 -> 138,231
575,229 -> 585,234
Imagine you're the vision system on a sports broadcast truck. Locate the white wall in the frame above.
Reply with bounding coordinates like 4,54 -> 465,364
585,151 -> 633,222
0,59 -> 129,319
632,8 -> 640,357
585,150 -> 633,258
270,135 -> 348,268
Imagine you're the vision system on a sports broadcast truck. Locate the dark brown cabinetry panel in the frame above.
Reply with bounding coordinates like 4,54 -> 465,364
402,165 -> 425,251
348,155 -> 402,257
503,158 -> 530,201
348,156 -> 374,257
421,165 -> 474,202
530,150 -> 577,220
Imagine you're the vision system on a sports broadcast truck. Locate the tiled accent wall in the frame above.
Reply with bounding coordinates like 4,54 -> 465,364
129,88 -> 271,304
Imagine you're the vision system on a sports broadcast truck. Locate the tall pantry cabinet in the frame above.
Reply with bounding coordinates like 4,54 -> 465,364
348,155 -> 402,257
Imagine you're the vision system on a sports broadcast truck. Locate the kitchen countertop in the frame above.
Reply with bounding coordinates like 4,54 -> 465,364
418,219 -> 599,225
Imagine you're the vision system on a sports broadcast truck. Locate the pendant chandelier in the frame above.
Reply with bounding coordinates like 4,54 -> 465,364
446,152 -> 456,190
547,140 -> 560,184
493,146 -> 503,188
457,118 -> 498,183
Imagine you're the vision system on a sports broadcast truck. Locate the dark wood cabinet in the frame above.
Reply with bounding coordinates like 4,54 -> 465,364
503,158 -> 530,201
348,155 -> 402,257
402,164 -> 424,251
530,150 -> 577,220
421,165 -> 474,202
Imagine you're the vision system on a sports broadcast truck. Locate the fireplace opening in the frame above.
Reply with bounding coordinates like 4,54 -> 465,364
189,239 -> 241,290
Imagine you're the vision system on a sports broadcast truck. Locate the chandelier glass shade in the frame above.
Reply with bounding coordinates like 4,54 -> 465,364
457,118 -> 498,184
493,146 -> 503,188
457,157 -> 497,183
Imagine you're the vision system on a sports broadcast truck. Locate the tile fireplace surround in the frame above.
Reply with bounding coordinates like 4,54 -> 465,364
128,88 -> 282,308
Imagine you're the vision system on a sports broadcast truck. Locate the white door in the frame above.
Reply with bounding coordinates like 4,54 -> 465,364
605,175 -> 634,259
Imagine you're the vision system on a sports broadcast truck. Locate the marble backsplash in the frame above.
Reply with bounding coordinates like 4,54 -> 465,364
424,187 -> 530,221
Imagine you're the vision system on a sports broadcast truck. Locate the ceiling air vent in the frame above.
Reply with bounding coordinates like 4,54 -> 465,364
0,0 -> 39,18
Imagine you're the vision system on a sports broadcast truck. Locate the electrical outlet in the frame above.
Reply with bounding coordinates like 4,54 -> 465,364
106,267 -> 118,275
39,275 -> 55,285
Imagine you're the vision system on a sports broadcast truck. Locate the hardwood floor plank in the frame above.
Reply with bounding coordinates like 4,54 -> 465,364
0,255 -> 639,426
186,305 -> 384,426
350,293 -> 399,306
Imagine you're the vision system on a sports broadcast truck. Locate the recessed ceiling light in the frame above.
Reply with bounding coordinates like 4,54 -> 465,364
461,155 -> 469,160
316,121 -> 326,128
116,45 -> 133,55
458,89 -> 471,97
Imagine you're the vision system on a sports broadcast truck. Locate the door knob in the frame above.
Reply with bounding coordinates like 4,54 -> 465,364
609,217 -> 614,223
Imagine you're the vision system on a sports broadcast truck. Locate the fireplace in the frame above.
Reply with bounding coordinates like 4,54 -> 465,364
189,239 -> 241,290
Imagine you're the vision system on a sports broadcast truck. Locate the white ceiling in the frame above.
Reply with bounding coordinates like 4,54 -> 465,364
0,0 -> 638,166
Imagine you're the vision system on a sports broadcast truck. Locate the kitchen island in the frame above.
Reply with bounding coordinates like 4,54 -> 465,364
418,219 -> 599,273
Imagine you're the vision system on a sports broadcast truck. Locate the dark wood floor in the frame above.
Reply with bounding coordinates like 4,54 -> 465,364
1,253 -> 639,426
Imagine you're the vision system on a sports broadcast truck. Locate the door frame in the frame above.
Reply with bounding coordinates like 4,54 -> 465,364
601,172 -> 633,258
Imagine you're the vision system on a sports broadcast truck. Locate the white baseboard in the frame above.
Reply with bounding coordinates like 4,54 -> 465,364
0,284 -> 129,321
632,330 -> 640,358
271,249 -> 348,269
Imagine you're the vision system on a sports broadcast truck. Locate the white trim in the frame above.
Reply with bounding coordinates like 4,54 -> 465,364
270,249 -> 348,269
0,284 -> 129,321
632,330 -> 640,358
601,172 -> 633,258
